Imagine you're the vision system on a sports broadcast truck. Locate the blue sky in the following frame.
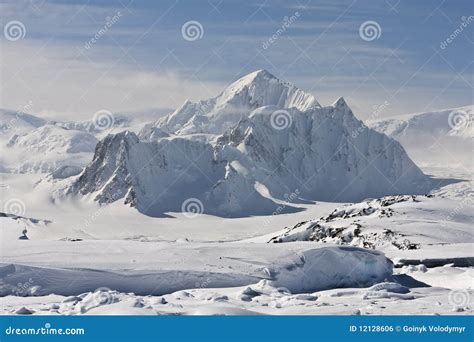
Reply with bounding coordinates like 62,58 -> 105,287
1,0 -> 472,120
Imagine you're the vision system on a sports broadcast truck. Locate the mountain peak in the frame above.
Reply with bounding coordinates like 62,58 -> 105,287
243,69 -> 276,81
333,97 -> 349,109
157,71 -> 320,135
224,69 -> 278,94
217,70 -> 320,112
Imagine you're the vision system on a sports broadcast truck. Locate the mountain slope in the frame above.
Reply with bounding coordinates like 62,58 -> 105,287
67,130 -> 278,217
215,102 -> 430,202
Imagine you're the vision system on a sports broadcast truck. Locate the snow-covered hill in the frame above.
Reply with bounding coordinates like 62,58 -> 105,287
369,106 -> 473,171
3,125 -> 97,173
64,71 -> 432,217
260,194 -> 474,257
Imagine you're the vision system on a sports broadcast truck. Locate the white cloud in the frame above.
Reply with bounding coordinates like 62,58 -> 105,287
0,41 -> 225,121
1,0 -> 471,121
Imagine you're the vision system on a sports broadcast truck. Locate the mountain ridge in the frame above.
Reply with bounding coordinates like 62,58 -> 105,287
153,69 -> 320,136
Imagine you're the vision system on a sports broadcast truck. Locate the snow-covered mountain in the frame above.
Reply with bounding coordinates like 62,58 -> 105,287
64,70 -> 432,217
369,106 -> 473,170
370,106 -> 473,139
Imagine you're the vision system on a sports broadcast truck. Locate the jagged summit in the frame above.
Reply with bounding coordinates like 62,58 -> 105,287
226,69 -> 277,89
221,69 -> 289,101
333,96 -> 349,109
154,70 -> 320,136
218,69 -> 320,110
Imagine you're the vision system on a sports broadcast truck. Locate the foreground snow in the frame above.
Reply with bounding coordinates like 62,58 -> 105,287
0,240 -> 471,316
0,242 -> 392,296
0,266 -> 471,316
0,162 -> 472,315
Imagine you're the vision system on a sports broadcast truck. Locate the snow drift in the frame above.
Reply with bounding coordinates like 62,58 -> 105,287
0,242 -> 392,296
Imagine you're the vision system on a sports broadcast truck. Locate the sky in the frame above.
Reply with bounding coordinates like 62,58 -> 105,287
0,0 -> 473,121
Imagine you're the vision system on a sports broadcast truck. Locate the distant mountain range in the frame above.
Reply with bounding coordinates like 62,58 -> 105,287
369,106 -> 472,170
